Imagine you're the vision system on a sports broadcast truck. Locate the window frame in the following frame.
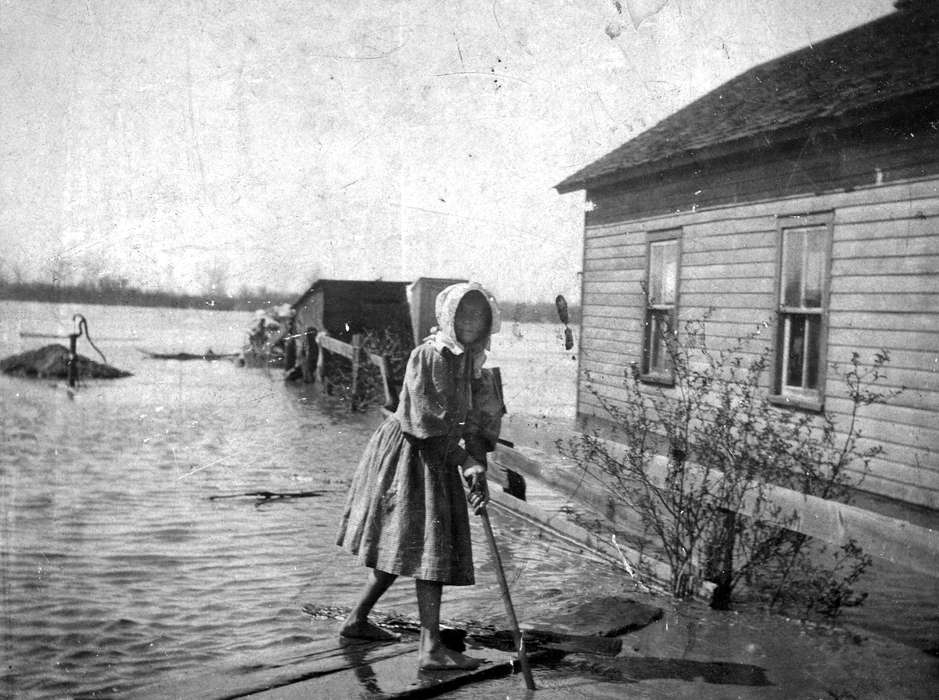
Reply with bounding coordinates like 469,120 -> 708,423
770,212 -> 834,412
641,229 -> 682,386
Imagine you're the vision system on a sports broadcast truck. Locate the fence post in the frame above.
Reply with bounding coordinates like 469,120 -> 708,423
350,333 -> 362,409
315,332 -> 326,387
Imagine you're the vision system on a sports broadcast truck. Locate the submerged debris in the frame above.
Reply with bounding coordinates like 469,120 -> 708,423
0,344 -> 132,380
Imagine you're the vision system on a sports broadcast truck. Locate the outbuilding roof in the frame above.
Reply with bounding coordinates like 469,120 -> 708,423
555,1 -> 939,193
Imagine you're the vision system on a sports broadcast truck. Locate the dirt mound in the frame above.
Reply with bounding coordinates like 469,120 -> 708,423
1,344 -> 132,380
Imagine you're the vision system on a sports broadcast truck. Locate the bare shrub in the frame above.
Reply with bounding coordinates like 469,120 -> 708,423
562,310 -> 899,619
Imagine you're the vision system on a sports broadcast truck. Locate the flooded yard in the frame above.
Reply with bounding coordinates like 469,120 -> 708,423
1,301 -> 935,698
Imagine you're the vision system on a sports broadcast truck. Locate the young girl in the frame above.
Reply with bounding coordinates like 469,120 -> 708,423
335,282 -> 501,670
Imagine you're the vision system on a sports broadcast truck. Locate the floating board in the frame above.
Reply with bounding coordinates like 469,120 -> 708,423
137,631 -> 517,700
244,639 -> 518,700
138,348 -> 239,361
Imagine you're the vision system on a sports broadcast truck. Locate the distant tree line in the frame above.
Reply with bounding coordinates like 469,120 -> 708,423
0,279 -> 580,322
0,279 -> 293,312
507,300 -> 581,325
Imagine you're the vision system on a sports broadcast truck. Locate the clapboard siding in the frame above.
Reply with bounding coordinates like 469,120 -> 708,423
834,214 -> 939,241
682,246 -> 776,267
828,327 -> 938,354
831,255 -> 939,276
829,293 -> 939,313
834,235 -> 937,259
577,170 -> 939,508
832,275 -> 938,295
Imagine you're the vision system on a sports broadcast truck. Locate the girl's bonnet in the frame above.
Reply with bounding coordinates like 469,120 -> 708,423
429,282 -> 501,374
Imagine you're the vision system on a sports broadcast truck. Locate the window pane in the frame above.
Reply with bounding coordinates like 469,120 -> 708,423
660,241 -> 677,304
648,310 -> 671,373
805,316 -> 820,388
781,229 -> 804,306
648,243 -> 664,303
804,230 -> 825,308
785,314 -> 806,387
648,240 -> 677,304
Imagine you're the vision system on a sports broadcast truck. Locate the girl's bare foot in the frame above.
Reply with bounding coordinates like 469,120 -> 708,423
339,618 -> 401,641
418,644 -> 482,670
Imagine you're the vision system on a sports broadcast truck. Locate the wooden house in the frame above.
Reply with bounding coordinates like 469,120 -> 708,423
555,1 -> 939,509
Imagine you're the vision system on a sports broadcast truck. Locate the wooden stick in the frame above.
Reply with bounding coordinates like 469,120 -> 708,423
479,507 -> 536,690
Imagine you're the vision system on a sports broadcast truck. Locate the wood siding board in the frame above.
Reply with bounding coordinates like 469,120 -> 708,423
831,275 -> 939,294
582,329 -> 634,344
835,199 -> 939,226
833,235 -> 939,259
582,337 -> 643,355
829,293 -> 939,313
831,255 -> 939,276
682,262 -> 777,280
581,352 -> 640,371
682,230 -> 777,253
581,317 -> 643,332
829,328 -> 939,353
583,258 -> 644,272
681,278 -> 776,295
682,247 -> 776,266
834,214 -> 939,242
580,269 -> 644,283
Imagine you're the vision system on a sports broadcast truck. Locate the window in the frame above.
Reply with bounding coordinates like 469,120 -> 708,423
642,231 -> 680,382
773,214 -> 832,409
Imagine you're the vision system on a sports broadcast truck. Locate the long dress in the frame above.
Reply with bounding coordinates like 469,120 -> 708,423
335,341 -> 477,585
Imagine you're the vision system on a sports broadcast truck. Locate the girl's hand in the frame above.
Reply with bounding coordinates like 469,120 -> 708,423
463,461 -> 489,515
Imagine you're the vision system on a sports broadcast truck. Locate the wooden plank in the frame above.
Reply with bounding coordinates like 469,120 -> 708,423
828,327 -> 939,353
831,254 -> 939,276
580,345 -> 641,365
317,334 -> 357,361
835,213 -> 939,241
828,311 -> 939,333
831,275 -> 939,295
682,229 -> 776,254
246,645 -> 517,699
834,235 -> 938,259
581,326 -> 635,342
681,246 -> 775,267
582,256 -> 643,272
581,315 -> 642,332
137,640 -> 424,700
829,292 -> 939,313
581,336 -> 641,354
684,217 -> 777,239
681,277 -> 775,295
584,236 -> 635,252
682,262 -> 777,280
580,303 -> 638,319
577,268 -> 642,283
835,200 -> 939,226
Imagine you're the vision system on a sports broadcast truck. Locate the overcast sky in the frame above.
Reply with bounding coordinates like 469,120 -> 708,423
0,0 -> 895,302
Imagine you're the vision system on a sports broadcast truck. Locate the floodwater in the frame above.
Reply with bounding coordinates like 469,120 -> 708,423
0,302 -> 620,698
1,301 -> 936,698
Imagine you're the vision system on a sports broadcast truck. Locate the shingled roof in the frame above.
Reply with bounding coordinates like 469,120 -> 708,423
555,1 -> 939,193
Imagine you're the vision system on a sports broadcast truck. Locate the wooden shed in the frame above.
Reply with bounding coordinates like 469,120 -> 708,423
555,1 -> 939,509
291,279 -> 413,344
408,277 -> 468,346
